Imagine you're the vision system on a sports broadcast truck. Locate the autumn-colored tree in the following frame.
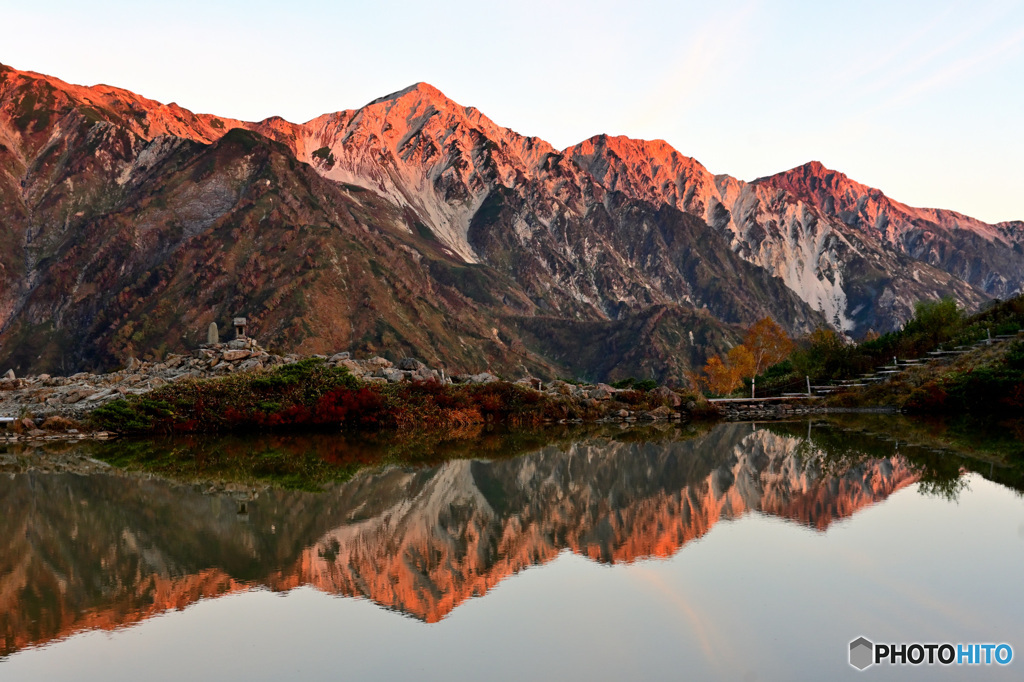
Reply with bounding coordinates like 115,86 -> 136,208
697,319 -> 793,396
744,317 -> 794,375
699,354 -> 741,395
726,344 -> 756,380
698,345 -> 753,395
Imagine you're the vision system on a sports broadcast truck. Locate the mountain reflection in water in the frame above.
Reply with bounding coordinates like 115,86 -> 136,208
0,421 -> 989,658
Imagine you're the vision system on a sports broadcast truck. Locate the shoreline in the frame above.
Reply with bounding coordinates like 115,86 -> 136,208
5,335 -> 1008,440
5,343 -> 704,437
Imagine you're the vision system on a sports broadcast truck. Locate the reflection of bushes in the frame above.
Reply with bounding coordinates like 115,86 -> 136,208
84,422 -> 709,491
766,415 -> 1024,499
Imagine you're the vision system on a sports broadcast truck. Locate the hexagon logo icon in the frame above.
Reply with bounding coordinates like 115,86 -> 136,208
850,637 -> 874,670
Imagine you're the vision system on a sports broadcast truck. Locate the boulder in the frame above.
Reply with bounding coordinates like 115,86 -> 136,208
547,381 -> 574,396
397,357 -> 426,371
413,367 -> 440,381
382,368 -> 405,383
469,372 -> 498,384
644,406 -> 675,420
63,388 -> 93,404
329,352 -> 351,362
221,350 -> 251,362
339,359 -> 365,376
652,386 -> 682,407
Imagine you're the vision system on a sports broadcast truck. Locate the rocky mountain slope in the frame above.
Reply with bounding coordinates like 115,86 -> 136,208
568,139 -> 1002,332
0,63 -> 1017,380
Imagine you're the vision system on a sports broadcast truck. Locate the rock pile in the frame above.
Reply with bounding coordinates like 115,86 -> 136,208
0,345 -> 690,424
0,339 -> 286,420
713,402 -> 825,420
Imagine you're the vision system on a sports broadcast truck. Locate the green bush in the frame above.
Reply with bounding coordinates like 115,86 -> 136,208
92,399 -> 155,432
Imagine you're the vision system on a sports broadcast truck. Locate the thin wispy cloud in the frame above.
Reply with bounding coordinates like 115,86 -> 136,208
876,25 -> 1024,111
626,0 -> 762,134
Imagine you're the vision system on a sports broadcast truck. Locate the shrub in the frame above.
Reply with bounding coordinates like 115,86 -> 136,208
903,382 -> 949,412
93,399 -> 155,432
41,416 -> 79,431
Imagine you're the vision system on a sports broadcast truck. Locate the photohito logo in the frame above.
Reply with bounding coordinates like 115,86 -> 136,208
849,637 -> 1013,670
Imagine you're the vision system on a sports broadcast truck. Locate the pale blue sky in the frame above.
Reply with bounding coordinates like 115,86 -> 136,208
4,0 -> 1023,222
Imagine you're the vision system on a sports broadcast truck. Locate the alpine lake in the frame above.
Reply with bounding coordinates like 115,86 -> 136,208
1,415 -> 1022,681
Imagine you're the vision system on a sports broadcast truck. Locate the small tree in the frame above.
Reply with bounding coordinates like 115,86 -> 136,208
791,327 -> 848,381
744,317 -> 794,376
700,355 -> 742,395
726,344 -> 756,381
904,298 -> 962,348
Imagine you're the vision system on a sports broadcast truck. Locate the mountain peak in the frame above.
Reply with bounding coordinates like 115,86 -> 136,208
762,159 -> 887,200
366,82 -> 449,107
569,134 -> 709,176
801,160 -> 828,174
756,160 -> 844,184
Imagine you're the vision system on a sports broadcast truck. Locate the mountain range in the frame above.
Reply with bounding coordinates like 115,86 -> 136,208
1,63 -> 1020,381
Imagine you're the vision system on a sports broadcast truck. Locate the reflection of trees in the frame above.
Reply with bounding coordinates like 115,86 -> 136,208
764,418 -> 1023,501
917,477 -> 971,502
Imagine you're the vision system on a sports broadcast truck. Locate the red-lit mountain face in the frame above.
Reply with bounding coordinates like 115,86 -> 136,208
0,63 -> 1015,378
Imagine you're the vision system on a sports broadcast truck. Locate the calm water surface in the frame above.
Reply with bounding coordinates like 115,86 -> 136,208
1,420 -> 1021,681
